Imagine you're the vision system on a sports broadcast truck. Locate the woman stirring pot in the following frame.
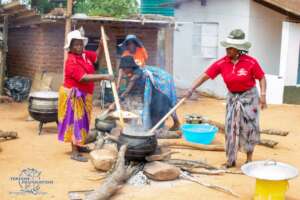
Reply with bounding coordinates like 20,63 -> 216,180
58,29 -> 113,162
185,29 -> 267,168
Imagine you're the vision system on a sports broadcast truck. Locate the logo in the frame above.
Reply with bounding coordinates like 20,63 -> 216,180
237,68 -> 248,76
10,168 -> 53,195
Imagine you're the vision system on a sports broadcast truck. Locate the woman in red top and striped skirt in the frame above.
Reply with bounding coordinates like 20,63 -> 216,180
185,29 -> 267,168
58,29 -> 113,162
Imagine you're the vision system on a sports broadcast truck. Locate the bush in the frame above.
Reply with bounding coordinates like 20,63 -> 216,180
74,0 -> 139,18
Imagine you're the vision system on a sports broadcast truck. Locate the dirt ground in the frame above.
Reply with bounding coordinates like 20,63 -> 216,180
0,97 -> 300,200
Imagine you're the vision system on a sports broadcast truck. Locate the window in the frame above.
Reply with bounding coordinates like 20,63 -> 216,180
192,22 -> 219,59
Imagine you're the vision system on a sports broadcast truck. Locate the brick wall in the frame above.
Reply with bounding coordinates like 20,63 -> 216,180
7,22 -> 159,80
7,23 -> 65,78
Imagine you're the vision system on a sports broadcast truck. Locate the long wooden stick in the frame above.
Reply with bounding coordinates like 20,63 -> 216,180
201,118 -> 279,148
63,0 -> 73,80
180,172 -> 240,198
158,139 -> 225,151
150,98 -> 186,133
100,26 -> 124,127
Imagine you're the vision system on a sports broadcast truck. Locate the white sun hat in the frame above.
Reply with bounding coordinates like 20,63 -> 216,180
64,29 -> 88,50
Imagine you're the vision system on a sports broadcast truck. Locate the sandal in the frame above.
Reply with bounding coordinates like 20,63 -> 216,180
71,153 -> 88,162
77,146 -> 91,153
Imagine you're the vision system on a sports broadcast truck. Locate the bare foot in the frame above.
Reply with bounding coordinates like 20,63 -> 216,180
221,161 -> 236,169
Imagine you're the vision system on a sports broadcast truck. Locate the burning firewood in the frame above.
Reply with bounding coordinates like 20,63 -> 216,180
85,145 -> 137,200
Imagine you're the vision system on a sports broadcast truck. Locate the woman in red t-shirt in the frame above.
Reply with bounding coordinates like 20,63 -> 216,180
185,29 -> 267,168
58,29 -> 113,162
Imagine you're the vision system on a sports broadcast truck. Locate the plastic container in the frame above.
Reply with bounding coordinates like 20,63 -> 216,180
255,179 -> 288,200
181,123 -> 218,145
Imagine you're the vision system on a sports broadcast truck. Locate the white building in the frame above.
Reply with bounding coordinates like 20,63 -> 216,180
173,0 -> 300,104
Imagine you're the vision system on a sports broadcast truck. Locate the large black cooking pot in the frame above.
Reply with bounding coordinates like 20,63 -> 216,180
28,91 -> 58,135
118,127 -> 157,161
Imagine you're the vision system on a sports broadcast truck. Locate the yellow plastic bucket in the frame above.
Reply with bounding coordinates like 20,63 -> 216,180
254,179 -> 289,200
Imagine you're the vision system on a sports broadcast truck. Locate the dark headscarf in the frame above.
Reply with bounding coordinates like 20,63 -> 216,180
119,56 -> 140,70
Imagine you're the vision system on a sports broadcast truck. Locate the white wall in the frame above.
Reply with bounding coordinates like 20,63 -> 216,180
174,0 -> 251,97
249,1 -> 286,75
279,22 -> 300,86
173,0 -> 286,103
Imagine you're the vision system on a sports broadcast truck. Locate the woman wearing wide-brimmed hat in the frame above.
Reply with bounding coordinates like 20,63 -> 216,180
185,29 -> 267,168
117,35 -> 148,90
58,29 -> 113,162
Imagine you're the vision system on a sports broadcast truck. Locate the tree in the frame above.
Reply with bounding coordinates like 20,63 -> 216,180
74,0 -> 139,18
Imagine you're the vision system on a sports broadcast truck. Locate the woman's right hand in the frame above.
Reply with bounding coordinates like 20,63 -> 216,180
104,75 -> 114,81
184,88 -> 194,99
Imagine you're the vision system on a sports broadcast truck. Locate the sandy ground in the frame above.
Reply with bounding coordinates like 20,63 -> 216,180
0,97 -> 300,200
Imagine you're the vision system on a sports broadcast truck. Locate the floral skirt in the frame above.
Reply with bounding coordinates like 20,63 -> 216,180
57,87 -> 93,145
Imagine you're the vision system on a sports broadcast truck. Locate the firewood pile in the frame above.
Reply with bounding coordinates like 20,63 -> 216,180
72,130 -> 241,200
0,130 -> 18,152
73,113 -> 290,200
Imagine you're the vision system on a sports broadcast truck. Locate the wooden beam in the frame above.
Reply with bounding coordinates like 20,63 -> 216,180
63,0 -> 73,78
160,26 -> 174,74
0,5 -> 26,16
0,1 -> 21,10
13,11 -> 38,21
0,15 -> 8,95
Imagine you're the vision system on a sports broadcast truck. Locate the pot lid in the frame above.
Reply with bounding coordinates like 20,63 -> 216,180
122,126 -> 155,137
29,91 -> 58,99
241,160 -> 298,181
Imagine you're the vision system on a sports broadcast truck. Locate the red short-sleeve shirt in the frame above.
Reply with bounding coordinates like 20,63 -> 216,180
205,54 -> 265,93
64,50 -> 97,94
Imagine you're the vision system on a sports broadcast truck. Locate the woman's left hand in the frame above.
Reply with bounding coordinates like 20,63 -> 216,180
260,95 -> 267,110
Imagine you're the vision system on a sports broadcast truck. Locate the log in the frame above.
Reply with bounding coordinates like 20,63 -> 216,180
158,139 -> 225,151
180,172 -> 240,198
86,145 -> 137,200
202,118 -> 288,137
259,139 -> 278,148
90,149 -> 117,172
260,129 -> 289,136
182,167 -> 225,175
200,119 -> 279,148
0,131 -> 18,139
165,159 -> 219,170
0,96 -> 13,103
145,151 -> 178,162
144,161 -> 181,181
181,167 -> 243,175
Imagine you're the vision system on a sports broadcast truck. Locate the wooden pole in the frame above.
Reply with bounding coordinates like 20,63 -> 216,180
150,98 -> 186,133
0,15 -> 8,95
63,0 -> 73,77
100,26 -> 125,127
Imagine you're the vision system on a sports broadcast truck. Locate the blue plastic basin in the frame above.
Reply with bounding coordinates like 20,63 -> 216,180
181,124 -> 218,145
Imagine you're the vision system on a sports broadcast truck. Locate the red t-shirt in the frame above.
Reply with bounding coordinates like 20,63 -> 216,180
205,54 -> 265,93
64,50 -> 97,94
